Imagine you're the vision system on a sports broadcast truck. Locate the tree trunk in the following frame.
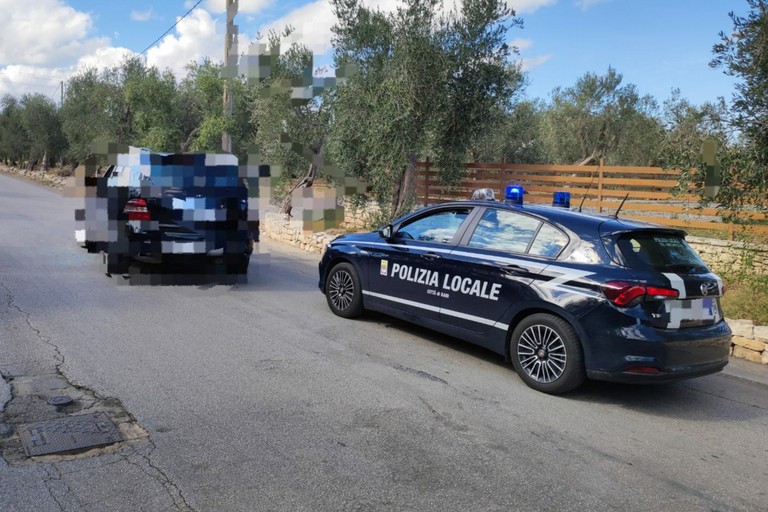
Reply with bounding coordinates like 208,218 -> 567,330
391,154 -> 418,218
179,127 -> 201,153
42,151 -> 48,172
574,148 -> 598,166
280,161 -> 319,216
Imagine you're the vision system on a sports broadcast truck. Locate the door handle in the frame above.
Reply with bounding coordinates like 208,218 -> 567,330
501,264 -> 528,274
420,252 -> 441,261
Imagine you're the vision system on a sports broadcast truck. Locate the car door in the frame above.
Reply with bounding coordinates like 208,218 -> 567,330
365,206 -> 475,320
440,207 -> 568,337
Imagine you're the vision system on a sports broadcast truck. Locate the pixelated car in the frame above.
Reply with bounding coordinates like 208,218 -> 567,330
75,147 -> 254,277
318,188 -> 732,394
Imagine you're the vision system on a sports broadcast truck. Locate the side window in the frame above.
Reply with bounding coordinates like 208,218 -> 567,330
529,223 -> 569,258
396,208 -> 471,243
468,209 -> 541,253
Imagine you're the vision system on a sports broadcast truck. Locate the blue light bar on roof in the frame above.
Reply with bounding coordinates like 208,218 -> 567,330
505,184 -> 524,205
553,191 -> 571,208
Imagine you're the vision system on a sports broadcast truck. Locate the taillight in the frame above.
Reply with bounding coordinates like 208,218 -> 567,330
602,281 -> 679,307
645,286 -> 679,301
124,198 -> 150,221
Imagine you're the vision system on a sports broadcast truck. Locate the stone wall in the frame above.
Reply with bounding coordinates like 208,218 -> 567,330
261,212 -> 342,253
0,164 -> 70,188
260,196 -> 381,253
726,318 -> 768,365
687,236 -> 768,275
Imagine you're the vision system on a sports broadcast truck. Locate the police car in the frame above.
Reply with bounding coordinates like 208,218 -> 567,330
318,187 -> 732,394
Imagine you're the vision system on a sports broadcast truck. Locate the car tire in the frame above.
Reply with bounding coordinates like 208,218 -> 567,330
325,262 -> 364,318
510,313 -> 585,394
238,255 -> 250,274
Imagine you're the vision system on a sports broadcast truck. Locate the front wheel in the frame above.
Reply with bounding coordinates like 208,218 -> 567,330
510,313 -> 585,394
325,262 -> 364,318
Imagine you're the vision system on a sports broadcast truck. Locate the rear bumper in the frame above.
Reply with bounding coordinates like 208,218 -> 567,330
587,359 -> 728,384
580,307 -> 732,382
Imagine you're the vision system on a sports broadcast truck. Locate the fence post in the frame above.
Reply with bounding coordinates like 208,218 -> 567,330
597,158 -> 605,213
424,157 -> 430,205
500,156 -> 506,199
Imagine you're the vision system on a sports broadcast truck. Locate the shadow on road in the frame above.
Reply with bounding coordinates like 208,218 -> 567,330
353,312 -> 768,422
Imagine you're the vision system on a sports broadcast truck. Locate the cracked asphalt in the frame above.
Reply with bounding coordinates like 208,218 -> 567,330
2,172 -> 768,512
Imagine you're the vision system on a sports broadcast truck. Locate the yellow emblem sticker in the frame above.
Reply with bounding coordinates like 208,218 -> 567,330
380,259 -> 389,276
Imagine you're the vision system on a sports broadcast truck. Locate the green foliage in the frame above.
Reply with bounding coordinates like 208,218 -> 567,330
0,95 -> 27,165
720,273 -> 768,325
328,0 -> 522,218
55,57 -> 259,166
177,58 -> 259,159
0,93 -> 66,168
250,28 -> 336,205
711,0 -> 768,159
60,67 -> 129,163
20,93 -> 66,167
541,67 -> 662,166
121,57 -> 181,151
470,99 -> 548,163
658,90 -> 730,196
710,0 -> 768,214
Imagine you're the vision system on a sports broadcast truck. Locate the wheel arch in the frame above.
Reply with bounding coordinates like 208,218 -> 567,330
504,305 -> 589,364
321,255 -> 366,294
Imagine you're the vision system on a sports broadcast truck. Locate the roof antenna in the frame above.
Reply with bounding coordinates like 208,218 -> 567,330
577,172 -> 596,212
613,193 -> 629,218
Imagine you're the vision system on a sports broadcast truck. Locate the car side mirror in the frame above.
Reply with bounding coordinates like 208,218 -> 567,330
379,224 -> 393,239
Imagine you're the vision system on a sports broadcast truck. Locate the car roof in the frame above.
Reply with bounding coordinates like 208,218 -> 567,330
423,200 -> 686,237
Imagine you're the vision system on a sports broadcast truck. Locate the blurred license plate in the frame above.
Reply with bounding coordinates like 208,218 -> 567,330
702,297 -> 718,319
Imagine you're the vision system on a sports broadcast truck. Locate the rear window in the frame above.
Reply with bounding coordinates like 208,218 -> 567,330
613,232 -> 708,273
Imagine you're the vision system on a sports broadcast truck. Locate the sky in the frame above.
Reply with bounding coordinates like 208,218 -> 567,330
0,0 -> 746,108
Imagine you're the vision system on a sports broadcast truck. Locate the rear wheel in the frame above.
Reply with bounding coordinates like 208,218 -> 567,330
325,262 -> 363,318
103,248 -> 131,277
510,313 -> 585,394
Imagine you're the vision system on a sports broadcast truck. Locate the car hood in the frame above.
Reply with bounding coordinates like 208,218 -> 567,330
330,231 -> 381,245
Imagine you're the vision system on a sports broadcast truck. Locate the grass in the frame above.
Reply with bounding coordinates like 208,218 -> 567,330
720,273 -> 768,325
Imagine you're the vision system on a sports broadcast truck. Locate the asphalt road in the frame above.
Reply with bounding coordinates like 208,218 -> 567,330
1,172 -> 767,512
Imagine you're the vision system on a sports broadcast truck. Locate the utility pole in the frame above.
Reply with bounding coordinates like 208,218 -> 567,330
60,81 -> 64,109
222,0 -> 238,153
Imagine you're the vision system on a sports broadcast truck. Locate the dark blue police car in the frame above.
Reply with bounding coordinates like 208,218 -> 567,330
318,188 -> 732,394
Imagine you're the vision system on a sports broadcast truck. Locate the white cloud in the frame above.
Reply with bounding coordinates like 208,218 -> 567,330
75,46 -> 136,72
203,0 -> 272,14
257,1 -> 337,55
254,0 -> 413,57
509,38 -> 533,52
575,0 -> 610,10
0,0 -> 140,98
509,0 -> 558,15
519,54 -> 551,71
0,65 -> 66,99
0,0 -> 102,67
130,8 -> 156,22
145,9 -> 221,76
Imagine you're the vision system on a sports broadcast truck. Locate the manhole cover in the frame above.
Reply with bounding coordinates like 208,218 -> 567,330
18,413 -> 122,457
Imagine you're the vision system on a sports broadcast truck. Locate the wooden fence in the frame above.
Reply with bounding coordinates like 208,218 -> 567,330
415,160 -> 768,238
